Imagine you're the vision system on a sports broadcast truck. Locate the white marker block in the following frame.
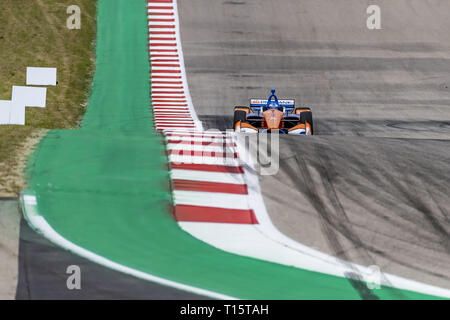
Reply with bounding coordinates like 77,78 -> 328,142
0,100 -> 12,125
26,67 -> 57,86
9,102 -> 26,125
12,86 -> 47,108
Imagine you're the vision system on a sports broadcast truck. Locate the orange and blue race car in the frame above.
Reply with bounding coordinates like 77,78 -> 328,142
233,89 -> 313,135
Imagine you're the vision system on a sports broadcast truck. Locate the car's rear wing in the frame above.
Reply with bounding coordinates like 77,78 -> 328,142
250,98 -> 295,111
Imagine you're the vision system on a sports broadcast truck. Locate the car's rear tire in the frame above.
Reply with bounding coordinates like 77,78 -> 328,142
233,110 -> 248,129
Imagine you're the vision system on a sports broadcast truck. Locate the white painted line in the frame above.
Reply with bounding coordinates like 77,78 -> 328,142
152,96 -> 186,99
156,121 -> 194,124
168,143 -> 234,153
151,67 -> 181,72
166,131 -> 227,137
165,136 -> 232,143
158,125 -> 195,129
173,190 -> 249,210
153,106 -> 189,109
148,21 -> 176,26
148,9 -> 173,14
169,154 -> 241,166
149,39 -> 177,44
151,88 -> 185,92
152,94 -> 186,98
157,120 -> 194,124
171,169 -> 245,184
154,114 -> 193,116
155,116 -> 193,119
153,103 -> 188,105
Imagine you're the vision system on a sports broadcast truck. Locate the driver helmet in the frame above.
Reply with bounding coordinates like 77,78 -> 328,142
268,101 -> 280,110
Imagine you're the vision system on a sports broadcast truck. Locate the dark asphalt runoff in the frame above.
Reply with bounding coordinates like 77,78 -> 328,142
179,0 -> 450,289
0,198 -> 20,299
15,217 -> 209,299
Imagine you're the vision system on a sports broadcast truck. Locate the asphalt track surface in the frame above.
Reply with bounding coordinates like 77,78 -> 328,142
0,199 -> 20,299
179,0 -> 450,289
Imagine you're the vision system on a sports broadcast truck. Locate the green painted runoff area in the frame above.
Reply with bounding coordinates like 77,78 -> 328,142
24,0 -> 442,299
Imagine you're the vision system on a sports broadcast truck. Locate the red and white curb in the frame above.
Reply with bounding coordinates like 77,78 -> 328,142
148,0 -> 450,298
148,0 -> 202,132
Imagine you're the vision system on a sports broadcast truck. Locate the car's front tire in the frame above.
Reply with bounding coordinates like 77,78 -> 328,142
233,109 -> 248,130
296,108 -> 314,135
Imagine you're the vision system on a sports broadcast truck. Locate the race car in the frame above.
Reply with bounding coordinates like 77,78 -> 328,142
233,89 -> 313,135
